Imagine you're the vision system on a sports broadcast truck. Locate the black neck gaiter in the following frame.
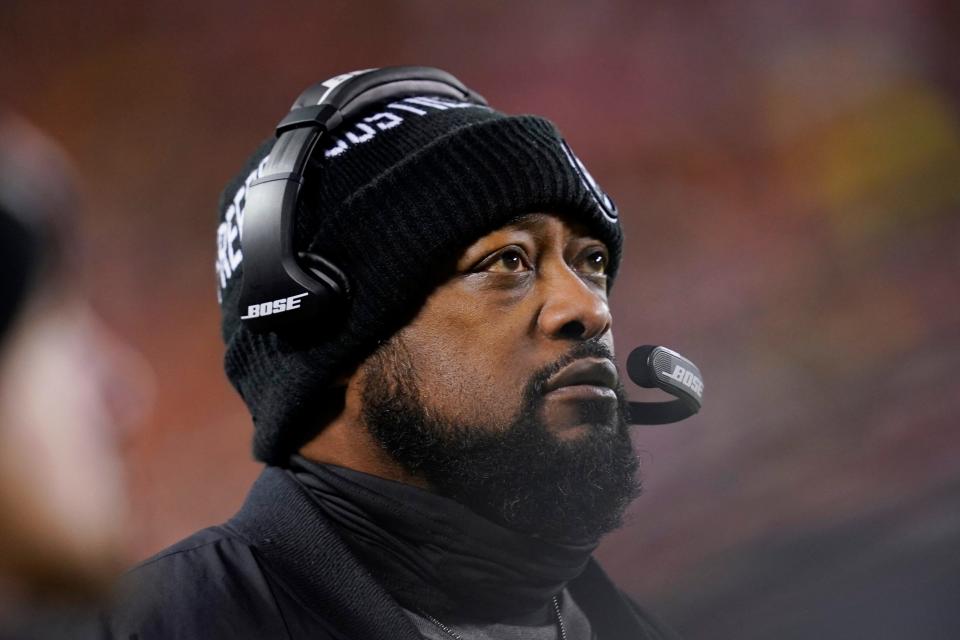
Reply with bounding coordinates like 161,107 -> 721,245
287,456 -> 598,620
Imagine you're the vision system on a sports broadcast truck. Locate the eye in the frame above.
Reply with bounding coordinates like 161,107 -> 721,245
481,246 -> 531,273
576,248 -> 608,276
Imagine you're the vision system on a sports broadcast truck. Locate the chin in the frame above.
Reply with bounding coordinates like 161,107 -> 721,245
541,398 -> 621,441
547,420 -> 613,442
553,424 -> 592,442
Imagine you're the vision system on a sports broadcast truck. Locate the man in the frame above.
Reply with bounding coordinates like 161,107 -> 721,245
104,68 -> 680,639
0,115 -> 148,638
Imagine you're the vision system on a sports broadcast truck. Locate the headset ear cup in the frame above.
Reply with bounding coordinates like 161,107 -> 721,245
297,251 -> 350,300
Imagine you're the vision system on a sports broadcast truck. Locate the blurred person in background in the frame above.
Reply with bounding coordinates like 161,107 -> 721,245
0,115 -> 149,638
102,67 -> 688,640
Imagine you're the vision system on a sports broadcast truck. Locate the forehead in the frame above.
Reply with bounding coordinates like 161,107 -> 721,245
477,212 -> 604,244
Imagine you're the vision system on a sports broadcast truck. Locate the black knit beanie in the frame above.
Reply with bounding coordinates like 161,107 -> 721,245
216,90 -> 623,464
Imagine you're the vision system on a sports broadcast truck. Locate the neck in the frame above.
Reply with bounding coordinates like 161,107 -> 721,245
298,373 -> 430,490
288,457 -> 597,620
298,421 -> 430,489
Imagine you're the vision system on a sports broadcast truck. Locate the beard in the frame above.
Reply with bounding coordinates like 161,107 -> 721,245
360,338 -> 641,544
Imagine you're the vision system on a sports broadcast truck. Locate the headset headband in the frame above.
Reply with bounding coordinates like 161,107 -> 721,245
238,66 -> 487,333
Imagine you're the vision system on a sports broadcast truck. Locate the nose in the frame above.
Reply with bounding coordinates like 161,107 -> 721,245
537,266 -> 612,341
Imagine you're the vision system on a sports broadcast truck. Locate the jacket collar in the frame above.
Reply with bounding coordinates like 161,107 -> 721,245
227,466 -> 652,640
227,466 -> 423,640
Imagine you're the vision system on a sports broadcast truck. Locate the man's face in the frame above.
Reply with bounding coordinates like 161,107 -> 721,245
359,212 -> 640,543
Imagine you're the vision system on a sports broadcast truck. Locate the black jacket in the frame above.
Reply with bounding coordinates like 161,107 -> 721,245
102,467 -> 678,639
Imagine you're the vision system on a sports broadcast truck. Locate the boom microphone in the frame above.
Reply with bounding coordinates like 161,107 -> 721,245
626,345 -> 703,425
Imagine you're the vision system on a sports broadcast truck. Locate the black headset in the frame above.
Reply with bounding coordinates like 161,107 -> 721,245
237,66 -> 703,425
238,66 -> 486,334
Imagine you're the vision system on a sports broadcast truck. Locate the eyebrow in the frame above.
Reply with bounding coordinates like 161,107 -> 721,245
504,213 -> 542,231
504,213 -> 601,244
496,214 -> 553,242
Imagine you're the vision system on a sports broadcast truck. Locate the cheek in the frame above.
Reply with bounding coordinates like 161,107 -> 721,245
396,295 -> 533,428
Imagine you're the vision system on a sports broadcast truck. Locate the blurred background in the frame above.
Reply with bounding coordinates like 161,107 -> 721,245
1,1 -> 958,637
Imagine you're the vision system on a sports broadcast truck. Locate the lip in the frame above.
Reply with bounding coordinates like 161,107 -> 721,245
543,357 -> 619,394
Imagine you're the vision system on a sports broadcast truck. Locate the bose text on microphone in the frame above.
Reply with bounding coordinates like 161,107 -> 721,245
626,345 -> 704,425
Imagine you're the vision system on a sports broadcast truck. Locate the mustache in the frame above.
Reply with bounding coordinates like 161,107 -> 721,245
527,340 -> 616,395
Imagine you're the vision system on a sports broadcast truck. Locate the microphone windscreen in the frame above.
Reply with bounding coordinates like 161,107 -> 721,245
626,345 -> 657,388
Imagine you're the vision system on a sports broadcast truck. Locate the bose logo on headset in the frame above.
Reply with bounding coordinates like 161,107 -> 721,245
240,293 -> 309,320
662,364 -> 704,398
